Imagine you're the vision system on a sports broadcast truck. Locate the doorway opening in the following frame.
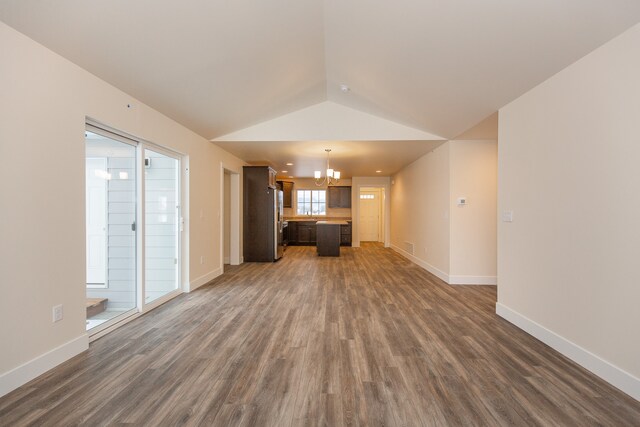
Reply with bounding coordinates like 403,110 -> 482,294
359,187 -> 385,243
220,164 -> 240,272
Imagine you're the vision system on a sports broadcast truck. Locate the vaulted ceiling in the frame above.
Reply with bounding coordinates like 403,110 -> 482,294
2,1 -> 640,158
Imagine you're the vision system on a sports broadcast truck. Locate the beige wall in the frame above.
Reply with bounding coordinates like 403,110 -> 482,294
0,21 -> 245,390
498,22 -> 640,393
391,144 -> 451,277
450,140 -> 498,281
391,140 -> 497,284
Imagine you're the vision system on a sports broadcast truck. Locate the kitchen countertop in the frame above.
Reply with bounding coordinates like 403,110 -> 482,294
316,220 -> 349,225
285,217 -> 351,222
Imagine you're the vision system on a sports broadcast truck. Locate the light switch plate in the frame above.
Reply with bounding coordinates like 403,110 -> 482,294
52,305 -> 63,322
502,211 -> 514,222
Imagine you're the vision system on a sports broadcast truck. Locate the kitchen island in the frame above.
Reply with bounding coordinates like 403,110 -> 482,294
316,220 -> 348,256
285,218 -> 352,247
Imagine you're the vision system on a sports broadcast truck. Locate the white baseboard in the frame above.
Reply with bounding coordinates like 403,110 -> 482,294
496,302 -> 640,401
449,275 -> 497,285
189,267 -> 222,292
0,334 -> 88,398
391,244 -> 449,283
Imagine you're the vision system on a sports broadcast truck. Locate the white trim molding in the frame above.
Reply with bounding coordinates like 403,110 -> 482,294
0,334 -> 88,398
496,302 -> 640,401
188,267 -> 222,292
391,244 -> 449,283
449,275 -> 497,285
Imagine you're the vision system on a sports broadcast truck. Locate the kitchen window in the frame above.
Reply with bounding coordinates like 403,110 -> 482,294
296,190 -> 326,216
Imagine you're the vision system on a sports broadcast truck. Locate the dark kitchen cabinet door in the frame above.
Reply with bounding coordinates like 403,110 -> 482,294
328,186 -> 351,208
298,225 -> 312,243
340,222 -> 352,246
340,234 -> 352,245
278,181 -> 294,208
296,222 -> 317,244
287,221 -> 297,243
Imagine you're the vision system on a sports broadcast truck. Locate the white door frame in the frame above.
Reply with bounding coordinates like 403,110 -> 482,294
351,177 -> 391,248
220,163 -> 241,272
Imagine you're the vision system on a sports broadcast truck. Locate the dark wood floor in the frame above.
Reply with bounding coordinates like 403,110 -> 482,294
1,244 -> 638,426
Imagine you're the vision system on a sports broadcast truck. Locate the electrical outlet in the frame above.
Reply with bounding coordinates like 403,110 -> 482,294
200,256 -> 204,265
52,305 -> 63,323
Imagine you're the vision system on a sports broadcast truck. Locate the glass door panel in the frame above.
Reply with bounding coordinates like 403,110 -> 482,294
85,130 -> 137,330
144,149 -> 180,303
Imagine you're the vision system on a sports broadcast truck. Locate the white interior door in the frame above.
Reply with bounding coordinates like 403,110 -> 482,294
86,157 -> 107,284
359,190 -> 380,242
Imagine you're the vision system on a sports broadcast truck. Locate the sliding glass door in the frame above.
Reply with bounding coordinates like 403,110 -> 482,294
85,129 -> 138,330
85,124 -> 182,334
144,148 -> 180,304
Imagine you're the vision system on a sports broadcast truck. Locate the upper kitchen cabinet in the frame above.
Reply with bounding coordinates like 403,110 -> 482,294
328,186 -> 351,208
277,180 -> 294,208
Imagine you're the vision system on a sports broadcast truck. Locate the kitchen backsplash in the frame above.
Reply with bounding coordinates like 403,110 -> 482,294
284,207 -> 351,218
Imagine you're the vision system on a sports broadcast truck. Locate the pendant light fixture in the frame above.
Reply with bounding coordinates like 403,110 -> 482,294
314,149 -> 341,186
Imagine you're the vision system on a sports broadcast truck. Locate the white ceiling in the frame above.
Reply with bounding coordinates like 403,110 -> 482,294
213,101 -> 447,177
2,0 -> 640,174
216,139 -> 446,179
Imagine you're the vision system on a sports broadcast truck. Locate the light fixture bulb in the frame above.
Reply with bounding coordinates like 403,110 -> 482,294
314,148 -> 340,186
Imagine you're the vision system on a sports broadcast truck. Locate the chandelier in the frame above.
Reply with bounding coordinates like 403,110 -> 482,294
314,149 -> 341,186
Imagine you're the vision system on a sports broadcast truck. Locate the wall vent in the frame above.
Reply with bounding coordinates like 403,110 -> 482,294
404,241 -> 414,255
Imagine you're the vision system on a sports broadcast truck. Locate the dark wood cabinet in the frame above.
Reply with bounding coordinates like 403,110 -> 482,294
243,166 -> 277,262
317,224 -> 340,256
340,222 -> 352,246
328,186 -> 351,208
297,222 -> 316,244
286,221 -> 297,243
288,220 -> 348,246
288,221 -> 316,245
277,180 -> 294,208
